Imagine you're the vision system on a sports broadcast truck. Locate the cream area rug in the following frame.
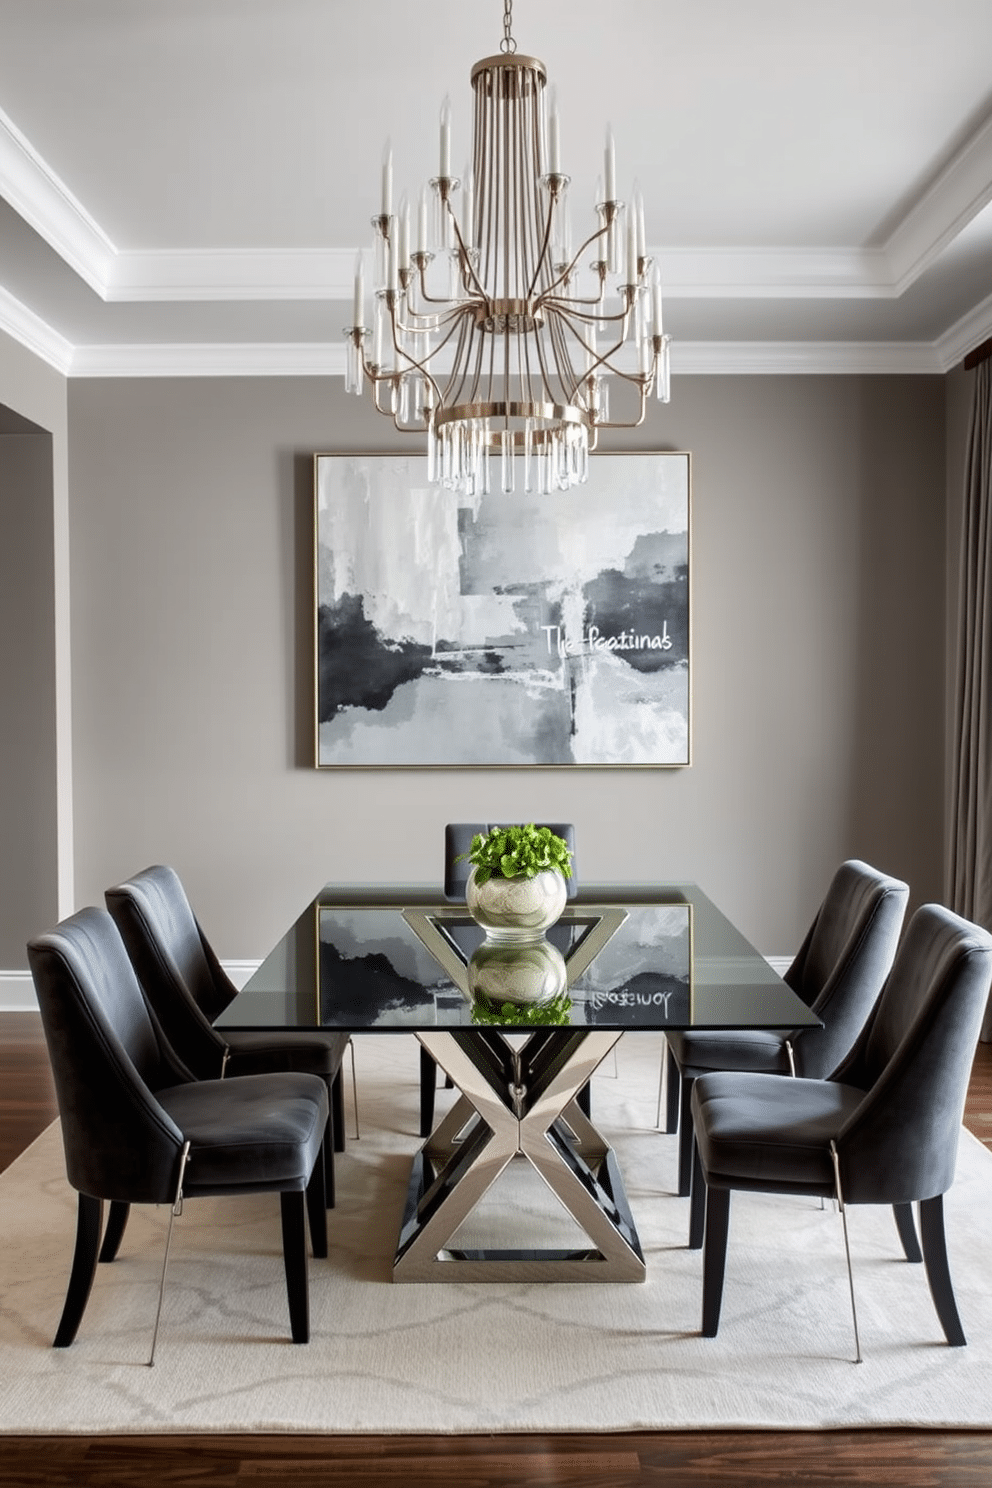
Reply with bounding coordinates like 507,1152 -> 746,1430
3,1032 -> 992,1435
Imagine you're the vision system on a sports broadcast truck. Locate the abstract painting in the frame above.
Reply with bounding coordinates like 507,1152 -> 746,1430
314,450 -> 690,766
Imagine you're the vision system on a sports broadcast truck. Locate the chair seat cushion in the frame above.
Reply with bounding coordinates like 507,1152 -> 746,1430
691,1071 -> 864,1195
157,1072 -> 328,1194
667,1028 -> 792,1077
223,1029 -> 349,1078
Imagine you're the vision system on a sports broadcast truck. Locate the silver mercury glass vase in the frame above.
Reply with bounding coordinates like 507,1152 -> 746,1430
467,937 -> 569,1009
465,866 -> 568,943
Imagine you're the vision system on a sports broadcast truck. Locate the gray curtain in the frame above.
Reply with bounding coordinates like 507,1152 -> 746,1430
948,359 -> 992,1036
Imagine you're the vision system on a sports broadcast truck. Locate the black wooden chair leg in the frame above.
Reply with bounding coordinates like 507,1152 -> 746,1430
332,1069 -> 346,1153
701,1186 -> 731,1337
54,1193 -> 104,1348
306,1156 -> 328,1260
893,1201 -> 922,1263
688,1138 -> 705,1250
280,1191 -> 310,1343
321,1100 -> 336,1210
419,1044 -> 436,1138
919,1194 -> 966,1346
97,1200 -> 130,1263
677,1074 -> 695,1197
665,1042 -> 681,1134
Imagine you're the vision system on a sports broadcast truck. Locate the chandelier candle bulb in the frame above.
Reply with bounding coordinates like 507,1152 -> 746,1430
604,126 -> 616,202
398,198 -> 410,275
387,228 -> 398,293
381,143 -> 393,219
352,254 -> 364,329
439,96 -> 452,178
626,212 -> 638,286
372,299 -> 383,367
462,167 -> 474,247
652,265 -> 664,336
635,185 -> 646,263
548,90 -> 561,173
417,186 -> 429,255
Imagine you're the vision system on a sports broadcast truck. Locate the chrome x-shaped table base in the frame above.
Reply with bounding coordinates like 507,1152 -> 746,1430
393,1028 -> 646,1283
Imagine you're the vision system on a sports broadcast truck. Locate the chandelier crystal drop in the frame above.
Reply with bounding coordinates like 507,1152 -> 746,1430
343,0 -> 670,496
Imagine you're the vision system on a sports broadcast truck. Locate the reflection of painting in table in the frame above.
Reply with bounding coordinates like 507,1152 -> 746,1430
314,451 -> 690,767
573,904 -> 691,1027
316,903 -> 692,1030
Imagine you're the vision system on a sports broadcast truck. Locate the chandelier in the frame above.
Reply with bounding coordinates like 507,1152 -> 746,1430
343,0 -> 670,496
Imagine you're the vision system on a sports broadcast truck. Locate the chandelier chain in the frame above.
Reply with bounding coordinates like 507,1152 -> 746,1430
500,0 -> 517,54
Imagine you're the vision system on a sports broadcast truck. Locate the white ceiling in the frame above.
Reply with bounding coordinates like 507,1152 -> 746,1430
2,0 -> 992,379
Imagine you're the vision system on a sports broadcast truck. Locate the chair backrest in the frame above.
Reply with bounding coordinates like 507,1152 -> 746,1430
27,907 -> 186,1205
443,823 -> 578,901
836,902 -> 992,1205
786,859 -> 909,1078
105,864 -> 234,1078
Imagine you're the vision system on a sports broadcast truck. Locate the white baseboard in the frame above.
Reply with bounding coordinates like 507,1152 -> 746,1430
0,971 -> 36,1011
1,960 -> 263,1012
223,960 -> 262,991
2,955 -> 788,1012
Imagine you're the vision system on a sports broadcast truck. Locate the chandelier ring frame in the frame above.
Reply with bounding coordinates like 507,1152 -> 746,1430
470,54 -> 547,88
434,399 -> 592,440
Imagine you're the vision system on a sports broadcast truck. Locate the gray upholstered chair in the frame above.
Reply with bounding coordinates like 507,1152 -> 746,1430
105,864 -> 352,1206
418,822 -> 578,1137
689,903 -> 992,1357
665,860 -> 909,1196
28,907 -> 328,1355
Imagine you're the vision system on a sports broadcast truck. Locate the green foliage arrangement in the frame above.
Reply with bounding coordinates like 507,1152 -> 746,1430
462,823 -> 573,886
470,991 -> 573,1027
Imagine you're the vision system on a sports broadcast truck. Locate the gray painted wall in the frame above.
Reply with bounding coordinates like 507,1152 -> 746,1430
944,362 -> 973,900
0,423 -> 59,960
66,372 -> 946,961
0,329 -> 69,970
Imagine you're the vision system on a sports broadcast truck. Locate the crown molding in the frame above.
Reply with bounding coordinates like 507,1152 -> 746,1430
111,246 -> 894,302
660,247 -> 892,298
882,109 -> 992,293
4,92 -> 992,310
108,248 -> 355,301
69,341 -> 346,377
64,338 -> 943,379
0,285 -> 73,373
673,341 -> 942,375
0,105 -> 115,296
935,288 -> 992,372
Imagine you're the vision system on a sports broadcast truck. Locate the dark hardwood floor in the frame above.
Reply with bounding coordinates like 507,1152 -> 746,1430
3,1013 -> 992,1487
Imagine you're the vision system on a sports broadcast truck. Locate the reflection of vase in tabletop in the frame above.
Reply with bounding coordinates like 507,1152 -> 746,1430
468,937 -> 568,1009
465,866 -> 567,942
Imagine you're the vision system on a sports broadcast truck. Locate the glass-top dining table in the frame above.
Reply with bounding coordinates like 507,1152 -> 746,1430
217,882 -> 819,1284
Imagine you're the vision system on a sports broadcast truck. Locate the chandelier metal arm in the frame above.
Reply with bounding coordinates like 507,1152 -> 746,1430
543,309 -> 576,404
525,179 -> 561,303
401,300 -> 477,360
448,312 -> 486,408
589,386 -> 651,431
543,293 -> 630,327
444,200 -> 489,304
396,296 -> 477,340
538,208 -> 614,306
